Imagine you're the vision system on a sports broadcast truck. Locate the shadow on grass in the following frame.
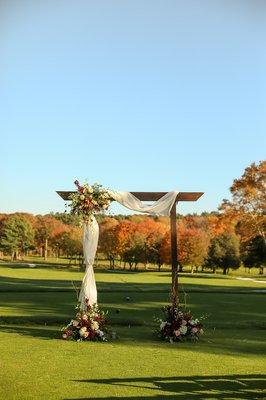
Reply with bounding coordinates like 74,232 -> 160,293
0,274 -> 264,294
64,374 -> 266,399
0,278 -> 266,333
1,324 -> 266,358
0,324 -> 59,340
0,273 -> 266,355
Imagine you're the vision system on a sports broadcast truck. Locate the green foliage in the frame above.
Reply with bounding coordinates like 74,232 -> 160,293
206,232 -> 240,274
50,212 -> 81,226
0,215 -> 35,257
242,235 -> 266,273
122,231 -> 147,269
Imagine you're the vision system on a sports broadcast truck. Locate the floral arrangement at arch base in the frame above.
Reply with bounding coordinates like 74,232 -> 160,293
61,300 -> 109,342
155,305 -> 204,343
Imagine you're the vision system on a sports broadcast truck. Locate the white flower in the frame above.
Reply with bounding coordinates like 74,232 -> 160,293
160,321 -> 167,330
180,325 -> 187,335
72,320 -> 79,327
79,327 -> 87,337
80,195 -> 85,200
87,186 -> 93,193
97,329 -> 104,338
91,321 -> 99,331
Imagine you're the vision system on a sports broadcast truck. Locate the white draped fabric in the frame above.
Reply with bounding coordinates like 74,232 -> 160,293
111,191 -> 178,216
79,190 -> 178,310
78,215 -> 99,310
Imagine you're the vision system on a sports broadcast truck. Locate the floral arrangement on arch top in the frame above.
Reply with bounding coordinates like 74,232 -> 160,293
69,180 -> 114,220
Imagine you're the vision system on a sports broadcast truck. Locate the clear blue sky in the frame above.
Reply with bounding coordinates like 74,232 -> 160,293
1,0 -> 265,216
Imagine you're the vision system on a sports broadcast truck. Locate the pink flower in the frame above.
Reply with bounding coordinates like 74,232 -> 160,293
191,327 -> 198,333
174,330 -> 181,337
181,320 -> 187,326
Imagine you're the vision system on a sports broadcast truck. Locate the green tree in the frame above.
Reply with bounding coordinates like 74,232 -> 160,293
242,236 -> 266,275
206,232 -> 240,274
122,231 -> 146,270
49,212 -> 81,226
0,215 -> 35,260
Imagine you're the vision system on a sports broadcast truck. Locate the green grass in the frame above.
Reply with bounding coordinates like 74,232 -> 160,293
0,264 -> 265,399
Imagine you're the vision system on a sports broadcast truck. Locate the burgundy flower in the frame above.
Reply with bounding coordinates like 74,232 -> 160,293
173,322 -> 180,330
89,330 -> 97,340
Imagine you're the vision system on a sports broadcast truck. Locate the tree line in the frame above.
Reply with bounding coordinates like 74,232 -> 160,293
0,161 -> 265,274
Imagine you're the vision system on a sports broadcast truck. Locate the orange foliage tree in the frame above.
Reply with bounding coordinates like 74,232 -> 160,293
220,160 -> 266,246
34,215 -> 69,259
98,217 -> 120,269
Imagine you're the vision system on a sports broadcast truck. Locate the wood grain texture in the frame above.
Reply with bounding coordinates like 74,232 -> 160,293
56,191 -> 204,202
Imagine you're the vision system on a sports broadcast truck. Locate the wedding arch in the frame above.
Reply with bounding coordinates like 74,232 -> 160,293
57,189 -> 203,311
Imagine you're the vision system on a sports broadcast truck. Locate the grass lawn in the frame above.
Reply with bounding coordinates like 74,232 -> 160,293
0,264 -> 265,399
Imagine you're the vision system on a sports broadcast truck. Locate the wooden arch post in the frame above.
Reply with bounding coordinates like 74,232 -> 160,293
57,190 -> 203,308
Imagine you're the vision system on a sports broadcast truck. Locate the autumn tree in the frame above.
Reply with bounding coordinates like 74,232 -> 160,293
205,213 -> 231,238
50,227 -> 71,258
63,227 -> 83,267
34,215 -> 67,259
159,231 -> 171,266
122,229 -> 147,270
113,218 -> 168,270
115,220 -> 137,269
178,227 -> 209,273
160,219 -> 209,272
134,219 -> 168,270
98,217 -> 119,269
220,161 -> 266,246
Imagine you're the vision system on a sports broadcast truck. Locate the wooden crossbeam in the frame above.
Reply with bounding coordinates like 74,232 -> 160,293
57,191 -> 203,202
